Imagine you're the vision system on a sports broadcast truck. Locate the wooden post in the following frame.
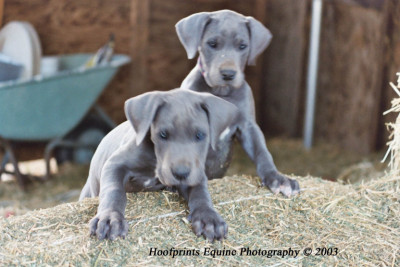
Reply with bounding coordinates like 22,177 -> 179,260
0,0 -> 4,27
315,1 -> 387,154
259,0 -> 309,136
252,0 -> 268,125
130,0 -> 150,96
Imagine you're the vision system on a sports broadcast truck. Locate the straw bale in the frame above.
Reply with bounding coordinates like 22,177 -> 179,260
1,174 -> 399,266
383,82 -> 400,174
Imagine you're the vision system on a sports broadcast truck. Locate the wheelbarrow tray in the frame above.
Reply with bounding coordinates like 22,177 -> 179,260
0,53 -> 130,141
0,53 -> 130,189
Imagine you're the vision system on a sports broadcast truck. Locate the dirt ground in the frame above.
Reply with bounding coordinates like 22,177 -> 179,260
0,138 -> 386,216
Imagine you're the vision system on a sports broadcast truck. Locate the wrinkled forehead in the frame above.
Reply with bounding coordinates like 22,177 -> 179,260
153,101 -> 208,129
204,13 -> 249,39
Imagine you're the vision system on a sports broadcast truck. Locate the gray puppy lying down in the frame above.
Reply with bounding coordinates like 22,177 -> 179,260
80,89 -> 238,241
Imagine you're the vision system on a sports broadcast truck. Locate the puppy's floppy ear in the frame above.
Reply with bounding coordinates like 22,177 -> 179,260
246,16 -> 272,66
201,94 -> 239,151
175,12 -> 211,59
124,92 -> 165,146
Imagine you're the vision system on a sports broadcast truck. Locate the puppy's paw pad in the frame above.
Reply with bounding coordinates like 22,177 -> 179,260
262,173 -> 300,197
88,210 -> 129,240
190,208 -> 228,242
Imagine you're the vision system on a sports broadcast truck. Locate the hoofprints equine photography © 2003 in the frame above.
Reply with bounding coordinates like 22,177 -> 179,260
148,247 -> 306,259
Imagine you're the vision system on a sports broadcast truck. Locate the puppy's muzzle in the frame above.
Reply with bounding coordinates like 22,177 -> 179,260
171,165 -> 191,180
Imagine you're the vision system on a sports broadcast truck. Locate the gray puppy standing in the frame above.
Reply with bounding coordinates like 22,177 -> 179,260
80,89 -> 238,241
175,10 -> 300,197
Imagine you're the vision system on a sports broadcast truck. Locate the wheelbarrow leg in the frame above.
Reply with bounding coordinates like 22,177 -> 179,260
0,148 -> 7,179
0,149 -> 9,173
45,137 -> 94,179
93,105 -> 117,129
44,137 -> 63,180
0,138 -> 29,190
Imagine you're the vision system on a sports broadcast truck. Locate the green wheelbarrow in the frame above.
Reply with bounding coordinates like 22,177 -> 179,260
0,53 -> 130,189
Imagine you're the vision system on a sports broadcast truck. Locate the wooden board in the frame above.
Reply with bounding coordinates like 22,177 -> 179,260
0,0 -> 4,26
259,0 -> 310,136
314,0 -> 387,153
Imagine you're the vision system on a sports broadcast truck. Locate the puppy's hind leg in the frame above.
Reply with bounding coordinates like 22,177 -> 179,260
79,181 -> 91,200
79,174 -> 100,200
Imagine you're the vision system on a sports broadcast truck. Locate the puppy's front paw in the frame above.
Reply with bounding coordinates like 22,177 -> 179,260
262,172 -> 300,197
188,207 -> 227,242
89,209 -> 129,240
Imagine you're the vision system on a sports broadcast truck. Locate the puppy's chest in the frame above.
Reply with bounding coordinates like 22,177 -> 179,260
205,127 -> 235,178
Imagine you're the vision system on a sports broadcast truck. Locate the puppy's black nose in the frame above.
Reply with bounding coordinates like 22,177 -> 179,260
171,166 -> 191,180
220,69 -> 236,81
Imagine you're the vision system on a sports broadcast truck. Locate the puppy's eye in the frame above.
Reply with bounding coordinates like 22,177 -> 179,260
207,40 -> 218,48
239,43 -> 248,50
195,131 -> 206,141
159,130 -> 168,140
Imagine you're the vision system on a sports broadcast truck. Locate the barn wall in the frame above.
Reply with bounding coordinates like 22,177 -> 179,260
314,0 -> 387,153
2,0 -> 400,159
260,0 -> 310,136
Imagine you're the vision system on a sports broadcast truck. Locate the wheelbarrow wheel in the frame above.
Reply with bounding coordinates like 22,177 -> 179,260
55,117 -> 112,165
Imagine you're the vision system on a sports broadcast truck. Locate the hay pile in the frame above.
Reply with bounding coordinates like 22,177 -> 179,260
383,81 -> 400,174
1,174 -> 399,266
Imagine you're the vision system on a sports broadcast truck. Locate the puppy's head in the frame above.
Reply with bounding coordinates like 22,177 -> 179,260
125,89 -> 238,187
176,10 -> 272,89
